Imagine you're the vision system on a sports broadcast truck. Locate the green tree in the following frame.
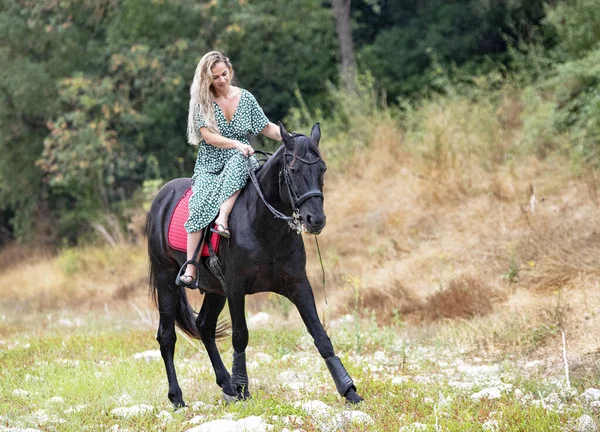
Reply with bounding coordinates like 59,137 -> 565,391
219,0 -> 339,121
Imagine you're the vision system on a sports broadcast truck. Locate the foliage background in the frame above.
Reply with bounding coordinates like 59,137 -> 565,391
0,0 -> 598,246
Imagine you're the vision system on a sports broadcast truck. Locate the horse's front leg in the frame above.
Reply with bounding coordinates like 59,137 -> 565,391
284,278 -> 363,404
227,288 -> 251,401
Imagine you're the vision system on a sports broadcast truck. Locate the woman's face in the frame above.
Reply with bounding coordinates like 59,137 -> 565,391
211,61 -> 231,91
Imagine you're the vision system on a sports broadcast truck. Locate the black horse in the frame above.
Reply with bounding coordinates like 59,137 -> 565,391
144,123 -> 363,407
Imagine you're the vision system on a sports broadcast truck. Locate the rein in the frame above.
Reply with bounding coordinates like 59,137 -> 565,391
246,152 -> 300,232
245,149 -> 327,302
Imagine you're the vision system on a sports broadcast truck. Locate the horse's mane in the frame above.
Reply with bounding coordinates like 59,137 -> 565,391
257,132 -> 320,174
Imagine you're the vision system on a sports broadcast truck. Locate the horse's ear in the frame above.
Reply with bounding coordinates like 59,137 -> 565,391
310,122 -> 321,146
279,122 -> 294,151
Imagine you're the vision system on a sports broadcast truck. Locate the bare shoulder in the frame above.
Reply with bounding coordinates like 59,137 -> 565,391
231,86 -> 243,97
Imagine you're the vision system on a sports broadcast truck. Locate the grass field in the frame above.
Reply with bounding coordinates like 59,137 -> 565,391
2,83 -> 600,431
1,291 -> 599,431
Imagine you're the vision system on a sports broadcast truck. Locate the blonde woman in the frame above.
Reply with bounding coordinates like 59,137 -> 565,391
180,51 -> 282,286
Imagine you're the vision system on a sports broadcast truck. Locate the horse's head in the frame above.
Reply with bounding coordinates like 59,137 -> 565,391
279,122 -> 327,235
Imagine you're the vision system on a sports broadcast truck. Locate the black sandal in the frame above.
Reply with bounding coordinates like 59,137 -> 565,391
175,260 -> 201,288
210,223 -> 231,238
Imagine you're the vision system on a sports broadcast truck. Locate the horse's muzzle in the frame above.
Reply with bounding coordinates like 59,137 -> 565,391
303,213 -> 326,235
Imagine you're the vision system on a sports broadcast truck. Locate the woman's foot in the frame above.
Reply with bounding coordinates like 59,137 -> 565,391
180,274 -> 195,285
179,264 -> 197,286
211,223 -> 231,238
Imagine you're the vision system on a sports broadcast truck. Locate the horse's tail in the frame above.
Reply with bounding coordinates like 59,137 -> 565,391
144,205 -> 229,341
144,209 -> 202,340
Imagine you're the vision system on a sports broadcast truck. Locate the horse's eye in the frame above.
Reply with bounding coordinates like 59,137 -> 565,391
290,167 -> 298,174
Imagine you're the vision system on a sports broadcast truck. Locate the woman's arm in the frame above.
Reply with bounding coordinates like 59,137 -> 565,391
200,128 -> 254,156
260,122 -> 282,141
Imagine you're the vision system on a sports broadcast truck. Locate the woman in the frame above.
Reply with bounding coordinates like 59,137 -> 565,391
180,51 -> 282,285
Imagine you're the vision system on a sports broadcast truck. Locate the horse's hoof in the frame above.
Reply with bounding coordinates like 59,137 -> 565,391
236,392 -> 252,401
172,400 -> 187,409
222,391 -> 237,404
344,388 -> 364,404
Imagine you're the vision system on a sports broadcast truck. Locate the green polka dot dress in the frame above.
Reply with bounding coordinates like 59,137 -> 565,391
184,89 -> 269,233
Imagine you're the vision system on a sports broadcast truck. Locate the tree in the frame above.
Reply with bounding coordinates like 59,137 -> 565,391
220,0 -> 338,121
331,0 -> 357,90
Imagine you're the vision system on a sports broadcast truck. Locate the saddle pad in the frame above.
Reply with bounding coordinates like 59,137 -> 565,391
167,187 -> 220,256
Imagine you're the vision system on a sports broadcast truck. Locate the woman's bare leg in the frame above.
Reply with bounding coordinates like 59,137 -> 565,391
183,230 -> 203,282
214,190 -> 241,231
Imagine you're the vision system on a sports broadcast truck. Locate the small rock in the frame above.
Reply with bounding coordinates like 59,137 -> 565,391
330,314 -> 354,328
576,415 -> 596,432
190,401 -> 216,411
48,396 -> 64,404
335,410 -> 373,425
471,384 -> 512,401
133,350 -> 162,363
13,389 -> 30,398
294,400 -> 332,418
247,312 -> 269,328
157,410 -> 172,423
115,393 -> 133,405
63,404 -> 89,414
392,376 -> 409,385
524,360 -> 544,369
254,353 -> 273,363
111,404 -> 154,418
185,419 -> 239,432
482,419 -> 499,431
237,415 -> 271,431
58,318 -> 74,327
270,415 -> 303,426
374,351 -> 386,362
581,388 -> 600,402
472,387 -> 501,401
187,415 -> 207,425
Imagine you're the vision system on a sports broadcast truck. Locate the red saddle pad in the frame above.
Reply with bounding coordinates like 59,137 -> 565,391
167,188 -> 220,256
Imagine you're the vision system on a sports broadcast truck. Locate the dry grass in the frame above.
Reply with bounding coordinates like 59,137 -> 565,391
0,243 -> 149,314
2,84 -> 600,360
304,85 -> 600,357
418,275 -> 506,321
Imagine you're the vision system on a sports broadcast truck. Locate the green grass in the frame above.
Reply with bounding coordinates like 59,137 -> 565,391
0,311 -> 598,431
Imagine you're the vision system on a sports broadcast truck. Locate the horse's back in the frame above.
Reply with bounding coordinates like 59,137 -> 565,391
147,178 -> 191,257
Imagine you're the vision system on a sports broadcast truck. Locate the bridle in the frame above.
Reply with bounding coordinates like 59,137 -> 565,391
279,150 -> 324,217
247,144 -> 324,234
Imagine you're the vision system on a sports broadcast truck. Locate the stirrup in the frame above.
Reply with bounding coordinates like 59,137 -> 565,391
175,260 -> 201,288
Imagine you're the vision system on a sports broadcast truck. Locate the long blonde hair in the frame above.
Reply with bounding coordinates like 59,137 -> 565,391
187,51 -> 234,144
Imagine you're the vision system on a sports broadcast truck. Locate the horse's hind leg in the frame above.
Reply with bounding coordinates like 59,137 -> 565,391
156,284 -> 186,408
285,278 -> 364,404
196,293 -> 236,398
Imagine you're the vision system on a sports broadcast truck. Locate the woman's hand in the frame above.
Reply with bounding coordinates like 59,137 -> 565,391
235,141 -> 255,156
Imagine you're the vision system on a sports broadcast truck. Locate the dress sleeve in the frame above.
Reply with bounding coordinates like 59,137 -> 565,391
248,92 -> 269,136
194,104 -> 207,133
